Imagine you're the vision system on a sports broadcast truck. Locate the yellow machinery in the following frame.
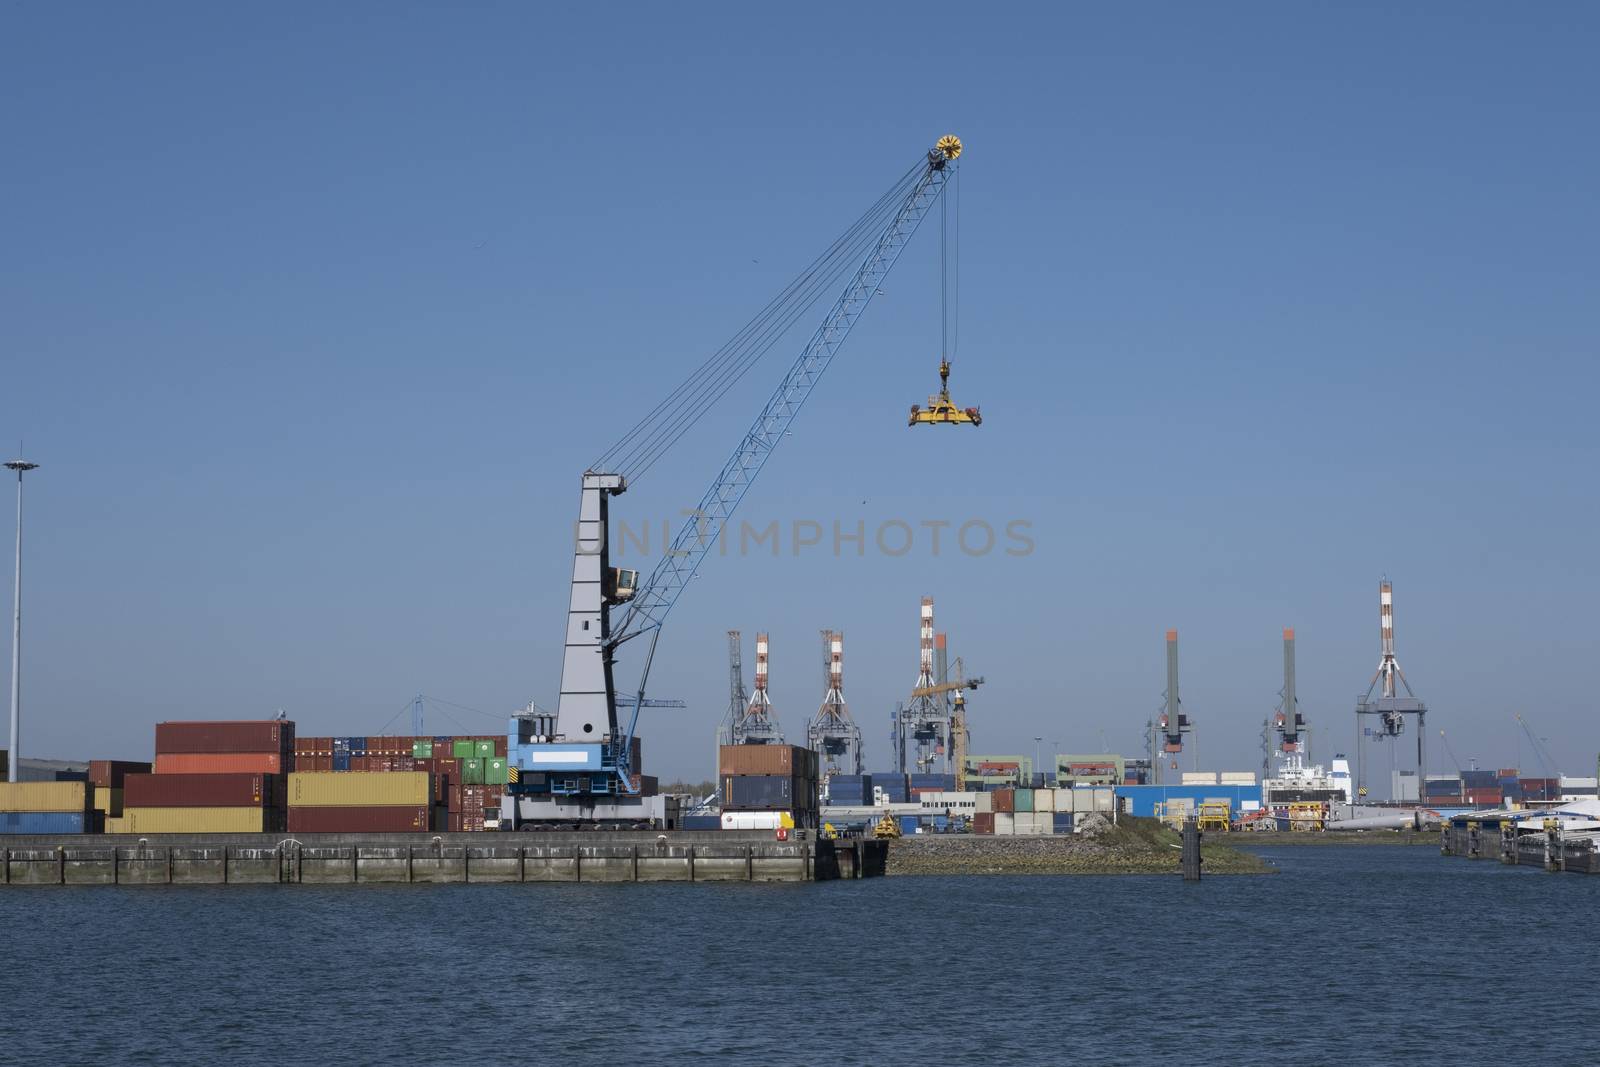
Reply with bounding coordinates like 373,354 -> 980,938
873,811 -> 902,839
909,360 -> 982,427
1288,802 -> 1325,832
1197,802 -> 1231,833
820,822 -> 838,840
1153,801 -> 1191,831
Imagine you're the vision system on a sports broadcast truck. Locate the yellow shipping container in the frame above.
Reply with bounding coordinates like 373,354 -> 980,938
104,816 -> 131,833
94,787 -> 125,817
0,781 -> 89,813
123,807 -> 268,833
288,771 -> 429,807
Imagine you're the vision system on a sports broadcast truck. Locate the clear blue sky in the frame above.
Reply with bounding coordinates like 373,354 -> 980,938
4,4 -> 1596,787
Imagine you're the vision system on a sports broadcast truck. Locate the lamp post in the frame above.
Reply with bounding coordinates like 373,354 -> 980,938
6,457 -> 38,783
1033,736 -> 1043,787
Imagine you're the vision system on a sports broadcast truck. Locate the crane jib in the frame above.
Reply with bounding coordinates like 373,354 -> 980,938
538,139 -> 960,797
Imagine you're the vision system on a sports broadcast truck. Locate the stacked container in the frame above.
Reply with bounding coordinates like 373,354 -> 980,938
287,771 -> 431,831
908,773 -> 956,799
154,720 -> 294,774
825,774 -> 873,805
871,772 -> 910,804
89,760 -> 151,823
122,773 -> 280,833
719,744 -> 819,829
0,781 -> 93,834
292,734 -> 507,830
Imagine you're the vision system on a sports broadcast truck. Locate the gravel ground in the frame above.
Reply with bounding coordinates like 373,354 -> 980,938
884,816 -> 1273,876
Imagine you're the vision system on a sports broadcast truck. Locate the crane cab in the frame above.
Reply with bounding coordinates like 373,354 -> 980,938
908,359 -> 981,427
607,567 -> 638,604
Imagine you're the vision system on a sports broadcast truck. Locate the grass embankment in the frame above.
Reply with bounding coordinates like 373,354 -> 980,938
885,816 -> 1273,876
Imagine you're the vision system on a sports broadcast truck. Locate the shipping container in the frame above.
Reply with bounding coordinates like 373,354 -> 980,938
125,772 -> 275,809
1014,788 -> 1035,813
722,775 -> 818,810
462,758 -> 486,785
123,806 -> 270,833
288,771 -> 431,807
1034,787 -> 1055,811
0,811 -> 89,834
898,815 -> 920,834
719,810 -> 793,830
287,805 -> 429,832
452,739 -> 476,758
0,781 -> 90,813
153,752 -> 285,775
681,814 -> 721,831
992,812 -> 1014,835
973,812 -> 995,835
88,760 -> 153,789
93,787 -> 124,817
719,744 -> 809,777
1052,812 -> 1075,833
412,740 -> 433,759
991,788 -> 1015,814
155,720 -> 293,755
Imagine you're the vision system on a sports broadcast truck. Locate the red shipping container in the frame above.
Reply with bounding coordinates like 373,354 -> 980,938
991,788 -> 1016,813
973,812 -> 995,835
125,772 -> 277,808
286,806 -> 429,832
154,752 -> 285,775
89,760 -> 153,788
156,721 -> 294,755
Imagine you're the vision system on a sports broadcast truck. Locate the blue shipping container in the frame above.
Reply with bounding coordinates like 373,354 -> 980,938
0,811 -> 88,834
680,815 -> 721,831
1052,813 -> 1075,832
898,815 -> 920,834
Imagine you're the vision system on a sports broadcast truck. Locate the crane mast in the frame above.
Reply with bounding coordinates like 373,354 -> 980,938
513,137 -> 963,809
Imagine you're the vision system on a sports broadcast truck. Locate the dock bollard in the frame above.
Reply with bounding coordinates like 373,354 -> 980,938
1181,815 -> 1202,881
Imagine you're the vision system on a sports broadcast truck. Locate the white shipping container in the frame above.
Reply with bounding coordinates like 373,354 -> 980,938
993,812 -> 1015,836
1095,787 -> 1115,813
720,810 -> 790,830
1219,772 -> 1257,785
1054,790 -> 1074,814
1181,772 -> 1218,786
1241,800 -> 1261,812
1033,788 -> 1055,811
975,792 -> 993,814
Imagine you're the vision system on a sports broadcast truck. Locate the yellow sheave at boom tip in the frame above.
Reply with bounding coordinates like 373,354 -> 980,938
936,135 -> 963,160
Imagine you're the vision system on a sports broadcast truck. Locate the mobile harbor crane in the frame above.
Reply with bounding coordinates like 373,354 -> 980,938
507,137 -> 968,828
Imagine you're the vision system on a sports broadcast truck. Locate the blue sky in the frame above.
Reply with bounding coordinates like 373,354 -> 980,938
3,4 -> 1596,786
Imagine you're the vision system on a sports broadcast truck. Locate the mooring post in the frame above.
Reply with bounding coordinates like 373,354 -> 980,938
1181,815 -> 1202,881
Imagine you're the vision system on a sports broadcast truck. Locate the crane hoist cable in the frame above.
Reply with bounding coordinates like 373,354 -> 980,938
911,135 -> 980,428
592,160 -> 927,482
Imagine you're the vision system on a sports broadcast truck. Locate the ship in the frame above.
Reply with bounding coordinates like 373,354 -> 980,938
1260,752 -> 1353,807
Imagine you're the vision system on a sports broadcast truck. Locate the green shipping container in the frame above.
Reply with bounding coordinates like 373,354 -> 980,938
486,757 -> 508,785
474,740 -> 495,758
1014,788 -> 1035,813
412,740 -> 433,759
452,740 -> 476,759
463,758 -> 485,785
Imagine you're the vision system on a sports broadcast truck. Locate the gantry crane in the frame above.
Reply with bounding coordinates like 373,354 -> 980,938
808,630 -> 863,777
908,656 -> 983,790
507,136 -> 966,825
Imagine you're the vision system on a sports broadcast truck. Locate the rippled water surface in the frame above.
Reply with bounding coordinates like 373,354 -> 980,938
1,844 -> 1592,1064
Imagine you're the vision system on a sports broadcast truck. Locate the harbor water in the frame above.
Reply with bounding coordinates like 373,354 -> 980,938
0,844 -> 1591,1064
